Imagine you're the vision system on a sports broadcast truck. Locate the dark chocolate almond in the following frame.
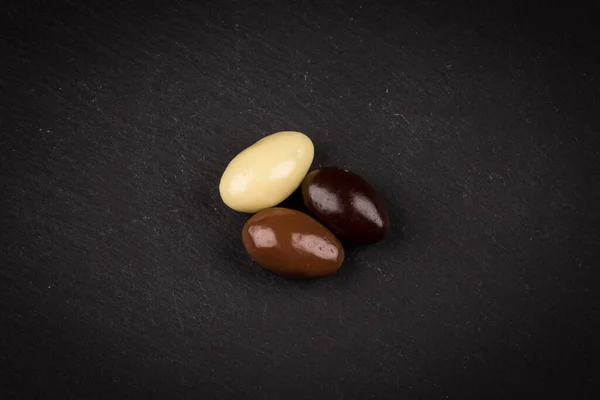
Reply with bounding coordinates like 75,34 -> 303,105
301,168 -> 390,243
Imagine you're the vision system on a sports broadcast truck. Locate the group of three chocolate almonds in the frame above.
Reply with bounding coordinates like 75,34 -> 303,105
219,131 -> 390,278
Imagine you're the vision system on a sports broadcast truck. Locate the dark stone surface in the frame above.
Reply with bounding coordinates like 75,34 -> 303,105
1,1 -> 599,399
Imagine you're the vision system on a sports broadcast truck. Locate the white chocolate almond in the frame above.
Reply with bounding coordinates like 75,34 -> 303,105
219,131 -> 314,213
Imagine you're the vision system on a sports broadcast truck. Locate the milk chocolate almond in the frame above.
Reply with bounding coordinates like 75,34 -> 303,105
301,168 -> 390,243
242,208 -> 344,278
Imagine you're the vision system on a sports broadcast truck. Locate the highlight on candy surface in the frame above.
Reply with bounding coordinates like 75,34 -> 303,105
219,131 -> 314,213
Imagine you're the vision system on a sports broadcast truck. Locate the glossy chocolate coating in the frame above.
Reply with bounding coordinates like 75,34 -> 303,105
301,168 -> 390,244
242,208 -> 344,278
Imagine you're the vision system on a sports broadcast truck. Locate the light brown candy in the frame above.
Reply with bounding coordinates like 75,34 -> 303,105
242,208 -> 344,278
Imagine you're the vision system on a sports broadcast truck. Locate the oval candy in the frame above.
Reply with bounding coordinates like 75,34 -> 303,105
301,168 -> 390,244
242,208 -> 344,278
219,131 -> 314,213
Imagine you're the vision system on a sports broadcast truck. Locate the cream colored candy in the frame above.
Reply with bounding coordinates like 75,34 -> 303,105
219,131 -> 314,213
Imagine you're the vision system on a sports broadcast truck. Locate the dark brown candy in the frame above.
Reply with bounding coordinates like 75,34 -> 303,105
301,168 -> 390,244
242,208 -> 344,278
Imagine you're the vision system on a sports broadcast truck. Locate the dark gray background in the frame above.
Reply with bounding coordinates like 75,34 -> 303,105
1,0 -> 599,399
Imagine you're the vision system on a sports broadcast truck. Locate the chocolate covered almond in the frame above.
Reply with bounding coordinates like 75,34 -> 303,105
242,208 -> 344,278
219,131 -> 314,213
301,168 -> 390,244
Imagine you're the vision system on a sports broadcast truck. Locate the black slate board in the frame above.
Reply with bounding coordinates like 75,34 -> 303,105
1,1 -> 599,399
